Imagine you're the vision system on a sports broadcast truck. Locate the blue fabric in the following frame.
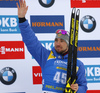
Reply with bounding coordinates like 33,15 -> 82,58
19,20 -> 87,93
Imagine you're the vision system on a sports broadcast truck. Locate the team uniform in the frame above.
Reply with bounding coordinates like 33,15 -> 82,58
19,20 -> 87,93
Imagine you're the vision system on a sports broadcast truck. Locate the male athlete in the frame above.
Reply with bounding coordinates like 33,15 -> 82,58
17,0 -> 87,93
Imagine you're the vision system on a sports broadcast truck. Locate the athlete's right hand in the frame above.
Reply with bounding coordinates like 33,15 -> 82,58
16,0 -> 28,18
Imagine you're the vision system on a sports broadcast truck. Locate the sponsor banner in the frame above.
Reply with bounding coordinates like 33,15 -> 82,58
71,0 -> 100,8
0,41 -> 25,59
30,16 -> 65,33
32,66 -> 42,84
87,90 -> 100,93
78,40 -> 100,58
0,16 -> 20,34
0,0 -> 19,8
85,65 -> 100,83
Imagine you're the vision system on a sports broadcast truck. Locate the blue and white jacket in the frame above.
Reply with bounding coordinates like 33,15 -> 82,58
19,20 -> 87,93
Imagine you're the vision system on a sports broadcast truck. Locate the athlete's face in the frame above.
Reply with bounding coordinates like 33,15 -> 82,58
54,38 -> 68,54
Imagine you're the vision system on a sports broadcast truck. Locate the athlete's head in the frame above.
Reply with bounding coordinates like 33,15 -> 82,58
54,29 -> 69,54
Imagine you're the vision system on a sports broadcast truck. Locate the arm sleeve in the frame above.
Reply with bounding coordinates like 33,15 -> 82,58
19,17 -> 26,23
19,20 -> 50,68
76,61 -> 88,93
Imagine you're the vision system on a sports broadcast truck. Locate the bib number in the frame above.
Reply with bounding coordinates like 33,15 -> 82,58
53,71 -> 67,84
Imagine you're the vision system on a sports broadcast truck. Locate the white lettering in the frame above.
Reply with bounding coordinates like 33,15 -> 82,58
6,48 -> 10,52
10,18 -> 17,27
0,47 -> 24,54
2,18 -> 9,27
94,77 -> 100,81
82,0 -> 86,3
0,17 -> 17,27
95,67 -> 100,76
34,73 -> 42,77
87,67 -> 94,76
6,48 -> 23,52
45,43 -> 52,50
42,42 -> 54,50
11,69 -> 15,73
0,28 -> 8,32
9,28 -> 17,32
6,67 -> 10,71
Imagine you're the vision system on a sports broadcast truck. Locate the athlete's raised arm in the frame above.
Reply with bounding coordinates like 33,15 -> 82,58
16,0 -> 28,18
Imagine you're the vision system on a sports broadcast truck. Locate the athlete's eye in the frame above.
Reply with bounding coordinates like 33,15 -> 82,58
60,39 -> 64,42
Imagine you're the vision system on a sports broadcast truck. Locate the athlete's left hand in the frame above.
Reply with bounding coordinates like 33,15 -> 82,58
70,83 -> 79,92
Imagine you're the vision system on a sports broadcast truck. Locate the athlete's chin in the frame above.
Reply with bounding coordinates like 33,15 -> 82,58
55,49 -> 62,54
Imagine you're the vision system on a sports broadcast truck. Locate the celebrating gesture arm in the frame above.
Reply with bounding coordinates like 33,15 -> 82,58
16,0 -> 28,18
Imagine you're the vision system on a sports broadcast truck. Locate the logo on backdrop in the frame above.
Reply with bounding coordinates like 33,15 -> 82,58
32,66 -> 42,84
0,16 -> 20,34
0,67 -> 17,85
39,0 -> 55,8
78,40 -> 100,58
30,15 -> 65,33
80,15 -> 96,33
85,65 -> 100,83
71,0 -> 100,8
0,0 -> 19,8
0,41 -> 25,59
